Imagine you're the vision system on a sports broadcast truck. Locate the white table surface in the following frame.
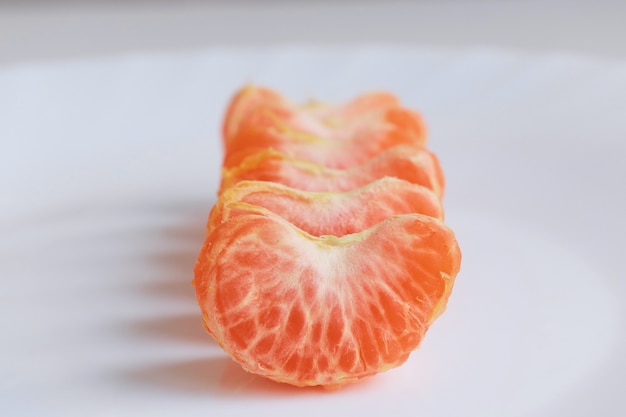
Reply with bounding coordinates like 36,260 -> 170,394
2,0 -> 626,66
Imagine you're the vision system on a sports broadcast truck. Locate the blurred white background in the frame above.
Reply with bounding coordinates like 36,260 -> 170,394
2,0 -> 626,66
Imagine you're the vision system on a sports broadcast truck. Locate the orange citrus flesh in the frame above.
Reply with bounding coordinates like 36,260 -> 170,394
194,206 -> 461,387
221,85 -> 427,169
195,86 -> 462,389
220,145 -> 445,197
208,177 -> 443,236
223,86 -> 400,142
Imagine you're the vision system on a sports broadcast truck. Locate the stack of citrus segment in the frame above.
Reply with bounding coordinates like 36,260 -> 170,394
194,86 -> 462,388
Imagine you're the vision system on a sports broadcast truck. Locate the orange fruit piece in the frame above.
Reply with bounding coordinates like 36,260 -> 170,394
221,85 -> 427,169
208,177 -> 443,236
194,205 -> 461,387
223,85 -> 400,141
220,145 -> 445,197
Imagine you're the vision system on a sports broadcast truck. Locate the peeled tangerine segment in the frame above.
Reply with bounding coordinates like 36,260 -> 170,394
221,85 -> 427,169
194,206 -> 462,387
208,177 -> 443,236
220,145 -> 445,197
223,85 -> 400,141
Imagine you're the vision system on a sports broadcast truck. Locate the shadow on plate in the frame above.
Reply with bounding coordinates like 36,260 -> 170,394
124,355 -> 375,397
129,198 -> 215,344
137,200 -> 211,303
140,249 -> 199,303
124,312 -> 217,346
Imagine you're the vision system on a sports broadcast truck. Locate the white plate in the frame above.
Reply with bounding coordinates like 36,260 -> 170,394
1,46 -> 625,417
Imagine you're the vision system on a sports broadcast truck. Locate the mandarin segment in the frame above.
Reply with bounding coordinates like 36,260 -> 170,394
220,145 -> 444,197
194,207 -> 461,387
208,177 -> 443,236
221,86 -> 427,169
